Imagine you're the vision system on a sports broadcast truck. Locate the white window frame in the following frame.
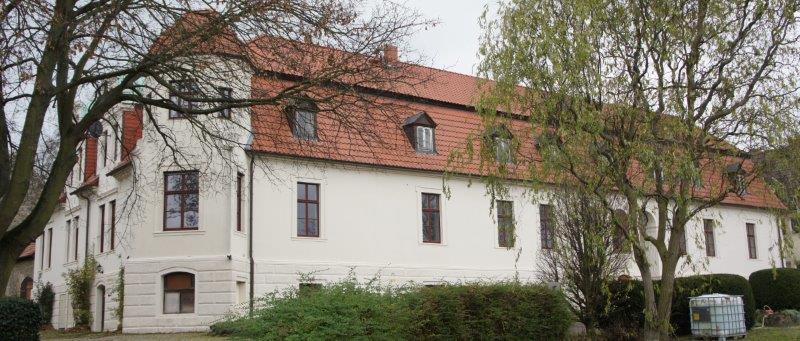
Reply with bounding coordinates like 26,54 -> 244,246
415,126 -> 434,153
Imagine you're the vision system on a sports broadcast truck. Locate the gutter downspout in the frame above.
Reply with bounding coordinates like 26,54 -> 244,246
248,151 -> 255,316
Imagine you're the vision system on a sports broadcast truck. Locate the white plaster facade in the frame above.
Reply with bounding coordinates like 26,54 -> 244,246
33,58 -> 787,334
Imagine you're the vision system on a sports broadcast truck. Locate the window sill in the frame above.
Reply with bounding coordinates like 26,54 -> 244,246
291,236 -> 326,242
96,250 -> 116,257
420,241 -> 446,246
155,230 -> 205,236
64,260 -> 78,266
233,230 -> 247,237
494,246 -> 517,250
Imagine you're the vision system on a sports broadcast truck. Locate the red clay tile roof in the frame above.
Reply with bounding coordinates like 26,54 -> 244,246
245,60 -> 784,210
18,243 -> 35,260
161,12 -> 784,210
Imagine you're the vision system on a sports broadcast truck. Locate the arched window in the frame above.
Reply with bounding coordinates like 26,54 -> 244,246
163,272 -> 194,314
20,277 -> 33,300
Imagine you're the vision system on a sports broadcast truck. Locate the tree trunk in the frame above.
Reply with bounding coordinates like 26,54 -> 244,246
0,237 -> 27,297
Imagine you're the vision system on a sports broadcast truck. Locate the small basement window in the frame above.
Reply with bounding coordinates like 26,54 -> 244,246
163,272 -> 195,314
402,112 -> 436,153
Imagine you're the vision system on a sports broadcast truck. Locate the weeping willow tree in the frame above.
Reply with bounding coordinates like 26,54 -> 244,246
475,0 -> 800,339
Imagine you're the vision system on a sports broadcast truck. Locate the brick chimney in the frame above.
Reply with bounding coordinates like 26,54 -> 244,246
83,137 -> 97,180
383,44 -> 398,64
121,105 -> 143,160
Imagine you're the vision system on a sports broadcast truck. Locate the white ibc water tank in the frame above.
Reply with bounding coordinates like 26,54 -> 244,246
689,294 -> 746,339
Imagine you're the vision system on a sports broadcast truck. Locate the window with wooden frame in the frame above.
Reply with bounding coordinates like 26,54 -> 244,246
65,220 -> 71,263
46,227 -> 52,269
73,218 -> 79,261
402,112 -> 437,153
497,200 -> 514,248
111,124 -> 118,162
539,204 -> 554,250
20,277 -> 33,300
421,193 -> 441,243
164,171 -> 200,230
236,172 -> 243,232
287,100 -> 318,141
169,80 -> 200,119
746,223 -> 757,259
297,182 -> 320,237
101,130 -> 108,168
163,272 -> 195,314
110,200 -> 116,251
612,210 -> 632,253
218,87 -> 233,118
99,204 -> 105,253
703,219 -> 716,257
677,229 -> 687,255
495,137 -> 512,164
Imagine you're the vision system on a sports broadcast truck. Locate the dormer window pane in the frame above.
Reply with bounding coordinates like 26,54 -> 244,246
495,138 -> 511,163
218,87 -> 233,118
416,126 -> 434,152
293,110 -> 317,140
169,81 -> 199,119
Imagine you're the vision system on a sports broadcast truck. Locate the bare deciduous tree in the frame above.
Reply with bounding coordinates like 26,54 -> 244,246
0,0 -> 430,295
537,189 -> 630,330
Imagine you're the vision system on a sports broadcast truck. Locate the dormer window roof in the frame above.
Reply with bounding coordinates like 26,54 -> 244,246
286,99 -> 318,141
403,112 -> 436,153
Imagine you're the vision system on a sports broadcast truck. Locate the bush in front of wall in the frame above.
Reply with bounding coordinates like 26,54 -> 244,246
408,283 -> 573,339
111,267 -> 124,331
64,255 -> 98,328
749,268 -> 800,311
670,274 -> 756,335
210,277 -> 574,340
33,281 -> 55,326
600,274 -> 755,337
0,297 -> 43,341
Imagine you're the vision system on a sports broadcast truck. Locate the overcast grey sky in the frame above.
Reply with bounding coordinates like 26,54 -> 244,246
392,0 -> 491,76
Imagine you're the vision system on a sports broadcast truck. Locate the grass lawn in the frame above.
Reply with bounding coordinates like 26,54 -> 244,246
681,326 -> 800,340
41,330 -> 224,340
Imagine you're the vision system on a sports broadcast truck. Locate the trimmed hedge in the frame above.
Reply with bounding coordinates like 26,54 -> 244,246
0,297 -> 43,341
409,283 -> 573,339
602,274 -> 755,337
750,268 -> 800,311
211,281 -> 574,340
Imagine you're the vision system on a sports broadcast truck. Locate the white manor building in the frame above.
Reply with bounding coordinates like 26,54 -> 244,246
33,17 -> 788,334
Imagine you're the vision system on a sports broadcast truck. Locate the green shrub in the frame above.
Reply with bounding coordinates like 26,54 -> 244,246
210,278 -> 574,340
33,281 -> 54,326
408,283 -> 573,339
0,297 -> 43,341
600,279 -> 646,339
64,255 -> 97,328
670,274 -> 755,335
602,274 -> 755,337
749,268 -> 800,311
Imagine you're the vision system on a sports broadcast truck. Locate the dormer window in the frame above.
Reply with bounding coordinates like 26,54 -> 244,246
169,80 -> 200,119
403,112 -> 436,153
486,125 -> 513,164
495,137 -> 512,164
726,163 -> 747,196
416,126 -> 434,152
287,100 -> 318,141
